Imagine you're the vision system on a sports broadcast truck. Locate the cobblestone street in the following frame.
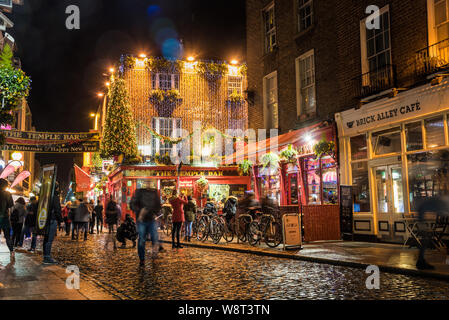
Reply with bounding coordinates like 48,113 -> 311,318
46,233 -> 449,300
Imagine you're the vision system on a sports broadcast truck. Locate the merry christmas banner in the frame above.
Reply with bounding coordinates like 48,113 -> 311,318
0,130 -> 100,153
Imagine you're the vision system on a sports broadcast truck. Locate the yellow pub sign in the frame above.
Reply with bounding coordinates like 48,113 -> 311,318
124,170 -> 235,178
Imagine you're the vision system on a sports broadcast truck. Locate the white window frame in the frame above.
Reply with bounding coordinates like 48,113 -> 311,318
227,75 -> 243,97
298,0 -> 313,33
263,3 -> 276,54
360,5 -> 391,75
263,71 -> 278,130
151,73 -> 180,90
151,117 -> 182,156
428,0 -> 449,45
295,49 -> 316,116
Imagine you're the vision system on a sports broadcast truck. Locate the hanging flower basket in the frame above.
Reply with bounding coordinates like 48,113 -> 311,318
150,89 -> 182,117
196,62 -> 228,82
260,152 -> 280,176
280,144 -> 299,164
196,176 -> 209,194
238,159 -> 253,176
313,138 -> 336,160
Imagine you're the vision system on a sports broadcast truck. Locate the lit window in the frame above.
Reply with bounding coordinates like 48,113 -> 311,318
151,117 -> 182,156
228,76 -> 243,96
151,73 -> 180,90
296,50 -> 316,115
372,127 -> 401,155
263,4 -> 276,53
435,0 -> 449,42
263,72 -> 278,129
298,0 -> 313,32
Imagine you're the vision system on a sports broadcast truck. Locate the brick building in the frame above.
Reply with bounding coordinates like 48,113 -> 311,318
246,0 -> 449,242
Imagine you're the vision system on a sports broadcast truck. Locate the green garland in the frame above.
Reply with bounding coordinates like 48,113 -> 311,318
196,61 -> 228,81
146,57 -> 183,73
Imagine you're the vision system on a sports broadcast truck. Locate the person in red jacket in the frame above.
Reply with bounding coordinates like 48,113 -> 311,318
169,190 -> 188,249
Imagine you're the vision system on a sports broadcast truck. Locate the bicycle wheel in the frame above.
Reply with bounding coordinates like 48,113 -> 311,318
223,219 -> 234,243
237,216 -> 248,242
210,218 -> 224,244
197,217 -> 208,242
264,222 -> 283,248
248,221 -> 261,246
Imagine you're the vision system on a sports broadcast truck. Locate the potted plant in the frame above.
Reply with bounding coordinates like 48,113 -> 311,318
238,159 -> 253,176
260,152 -> 280,176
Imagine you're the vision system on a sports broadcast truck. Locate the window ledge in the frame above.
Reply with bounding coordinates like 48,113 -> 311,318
294,25 -> 315,44
261,46 -> 279,60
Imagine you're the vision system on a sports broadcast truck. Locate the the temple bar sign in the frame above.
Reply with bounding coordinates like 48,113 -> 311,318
1,130 -> 100,153
125,170 -> 239,177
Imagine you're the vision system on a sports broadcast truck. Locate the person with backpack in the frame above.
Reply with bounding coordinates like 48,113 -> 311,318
0,179 -> 15,258
24,197 -> 38,252
183,196 -> 196,242
130,188 -> 161,266
11,197 -> 27,248
223,196 -> 238,225
104,199 -> 119,250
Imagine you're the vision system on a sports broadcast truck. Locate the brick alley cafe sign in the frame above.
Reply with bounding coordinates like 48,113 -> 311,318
0,130 -> 100,153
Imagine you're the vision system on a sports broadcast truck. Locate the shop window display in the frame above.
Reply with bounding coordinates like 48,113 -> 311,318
257,173 -> 281,205
209,184 -> 230,203
408,150 -> 449,211
322,157 -> 338,204
305,157 -> 321,205
351,162 -> 370,212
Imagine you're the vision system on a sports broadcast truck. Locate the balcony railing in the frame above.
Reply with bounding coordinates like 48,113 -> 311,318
353,64 -> 396,99
416,38 -> 449,77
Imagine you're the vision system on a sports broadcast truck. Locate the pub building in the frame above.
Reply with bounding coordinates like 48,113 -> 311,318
107,165 -> 251,219
335,78 -> 449,243
224,121 -> 341,242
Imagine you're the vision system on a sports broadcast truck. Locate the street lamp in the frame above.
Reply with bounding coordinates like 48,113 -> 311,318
230,59 -> 239,65
109,67 -> 115,73
97,92 -> 104,98
187,56 -> 195,62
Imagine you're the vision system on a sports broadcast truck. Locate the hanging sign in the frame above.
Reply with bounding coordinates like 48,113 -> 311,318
282,214 -> 302,250
1,130 -> 100,153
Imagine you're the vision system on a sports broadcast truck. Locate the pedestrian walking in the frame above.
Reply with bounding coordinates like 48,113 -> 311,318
0,179 -> 15,258
89,199 -> 96,234
169,190 -> 188,249
116,214 -> 137,248
130,187 -> 161,266
24,197 -> 38,252
42,182 -> 63,264
104,199 -> 119,250
94,200 -> 104,234
69,200 -> 78,239
10,197 -> 26,248
116,202 -> 122,226
74,198 -> 90,241
62,202 -> 72,236
183,196 -> 196,242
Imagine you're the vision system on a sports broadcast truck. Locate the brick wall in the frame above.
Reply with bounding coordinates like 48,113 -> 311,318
246,0 -> 429,133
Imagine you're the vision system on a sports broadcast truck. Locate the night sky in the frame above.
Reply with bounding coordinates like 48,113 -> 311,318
8,0 -> 246,191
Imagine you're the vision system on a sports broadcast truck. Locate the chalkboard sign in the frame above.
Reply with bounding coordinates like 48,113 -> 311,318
339,185 -> 353,239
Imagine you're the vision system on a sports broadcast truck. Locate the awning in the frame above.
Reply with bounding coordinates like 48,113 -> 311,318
222,121 -> 333,165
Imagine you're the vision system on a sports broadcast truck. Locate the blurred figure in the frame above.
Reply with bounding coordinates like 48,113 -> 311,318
105,199 -> 119,250
116,202 -> 122,226
169,190 -> 187,249
160,201 -> 173,231
10,197 -> 26,248
43,182 -> 63,264
24,197 -> 38,252
74,198 -> 90,241
0,179 -> 14,258
183,196 -> 196,242
69,200 -> 79,240
203,198 -> 217,215
238,191 -> 260,219
89,199 -> 95,234
130,188 -> 161,266
223,196 -> 238,225
62,202 -> 72,236
116,214 -> 137,248
94,200 -> 104,234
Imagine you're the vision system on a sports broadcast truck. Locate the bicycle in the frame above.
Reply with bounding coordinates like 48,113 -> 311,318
196,210 -> 224,244
235,210 -> 254,243
247,211 -> 282,248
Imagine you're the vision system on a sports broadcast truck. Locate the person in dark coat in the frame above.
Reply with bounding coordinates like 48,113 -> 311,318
0,179 -> 14,258
183,196 -> 197,242
130,188 -> 161,266
74,198 -> 90,241
10,197 -> 27,248
43,182 -> 63,264
223,196 -> 238,224
116,214 -> 137,248
94,200 -> 104,233
24,196 -> 38,252
104,199 -> 118,250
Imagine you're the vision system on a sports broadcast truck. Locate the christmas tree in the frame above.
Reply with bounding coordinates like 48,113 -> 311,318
100,78 -> 139,161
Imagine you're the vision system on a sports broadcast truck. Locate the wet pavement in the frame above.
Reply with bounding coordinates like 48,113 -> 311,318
47,233 -> 449,300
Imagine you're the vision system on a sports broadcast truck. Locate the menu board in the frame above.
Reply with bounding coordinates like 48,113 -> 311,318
282,214 -> 302,249
340,185 -> 353,237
